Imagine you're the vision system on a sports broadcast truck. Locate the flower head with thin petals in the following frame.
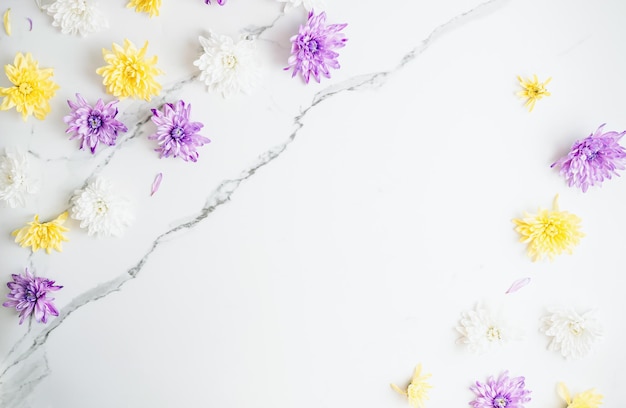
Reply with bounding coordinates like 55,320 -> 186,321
277,0 -> 326,12
551,124 -> 626,192
64,94 -> 128,154
513,195 -> 583,261
12,212 -> 69,254
148,100 -> 210,162
43,0 -> 108,37
204,0 -> 226,5
194,32 -> 260,98
96,39 -> 162,101
517,74 -> 551,112
0,148 -> 40,208
541,308 -> 602,359
286,10 -> 347,84
127,0 -> 161,17
3,268 -> 62,325
391,364 -> 432,408
558,383 -> 603,408
470,371 -> 531,408
70,177 -> 134,237
456,303 -> 521,354
0,52 -> 59,121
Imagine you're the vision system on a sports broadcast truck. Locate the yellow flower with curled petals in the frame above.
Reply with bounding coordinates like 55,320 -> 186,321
513,195 -> 583,261
12,212 -> 69,254
391,363 -> 432,408
558,382 -> 603,408
0,52 -> 59,121
127,0 -> 162,17
96,39 -> 162,101
517,74 -> 551,112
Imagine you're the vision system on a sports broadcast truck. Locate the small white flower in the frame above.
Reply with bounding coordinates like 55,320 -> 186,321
193,31 -> 260,98
0,148 -> 40,208
70,177 -> 133,237
456,303 -> 521,354
540,308 -> 603,359
43,0 -> 108,37
277,0 -> 326,12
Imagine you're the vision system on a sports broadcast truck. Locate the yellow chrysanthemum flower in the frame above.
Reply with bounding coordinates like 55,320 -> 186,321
517,74 -> 551,112
0,52 -> 59,121
391,364 -> 432,408
558,382 -> 603,408
513,195 -> 583,261
96,39 -> 162,101
127,0 -> 162,18
12,212 -> 69,254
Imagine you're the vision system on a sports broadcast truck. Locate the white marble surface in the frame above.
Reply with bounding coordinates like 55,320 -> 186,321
1,0 -> 626,406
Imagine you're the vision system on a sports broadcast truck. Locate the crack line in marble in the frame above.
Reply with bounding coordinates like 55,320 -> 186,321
0,0 -> 509,394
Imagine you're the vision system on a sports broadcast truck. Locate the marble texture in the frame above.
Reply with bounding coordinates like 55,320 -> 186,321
1,0 -> 626,406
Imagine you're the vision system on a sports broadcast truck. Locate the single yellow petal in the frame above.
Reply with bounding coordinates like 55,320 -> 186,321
3,8 -> 11,36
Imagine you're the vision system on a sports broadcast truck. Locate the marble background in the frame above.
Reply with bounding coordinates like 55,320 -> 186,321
1,0 -> 625,407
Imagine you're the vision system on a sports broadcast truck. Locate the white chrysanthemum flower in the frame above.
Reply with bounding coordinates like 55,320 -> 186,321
0,148 -> 40,208
70,177 -> 133,237
456,303 -> 521,354
42,0 -> 108,37
277,0 -> 326,12
540,308 -> 603,359
193,32 -> 260,98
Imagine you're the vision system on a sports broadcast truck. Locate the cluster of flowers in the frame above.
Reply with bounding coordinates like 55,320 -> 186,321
0,2 -> 618,407
35,0 -> 347,91
456,303 -> 602,360
391,364 -> 602,408
516,75 -> 626,260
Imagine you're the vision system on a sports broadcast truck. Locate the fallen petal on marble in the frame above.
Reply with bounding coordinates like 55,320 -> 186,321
505,277 -> 531,294
151,172 -> 163,196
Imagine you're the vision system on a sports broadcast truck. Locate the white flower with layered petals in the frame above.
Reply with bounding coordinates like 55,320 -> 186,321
43,0 -> 108,37
540,308 -> 603,359
0,149 -> 39,208
277,0 -> 326,12
70,177 -> 133,237
456,303 -> 521,354
193,32 -> 260,98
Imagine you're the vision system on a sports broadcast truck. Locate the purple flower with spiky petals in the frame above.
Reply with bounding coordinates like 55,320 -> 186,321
148,100 -> 210,162
3,268 -> 62,325
64,93 -> 128,154
470,371 -> 531,408
205,0 -> 226,4
285,10 -> 347,83
551,124 -> 626,192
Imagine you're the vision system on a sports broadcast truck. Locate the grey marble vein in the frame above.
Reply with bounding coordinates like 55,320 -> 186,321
0,0 -> 509,404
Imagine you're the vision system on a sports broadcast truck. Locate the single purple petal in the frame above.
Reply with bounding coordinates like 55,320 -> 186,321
26,17 -> 32,31
505,277 -> 531,294
151,172 -> 163,196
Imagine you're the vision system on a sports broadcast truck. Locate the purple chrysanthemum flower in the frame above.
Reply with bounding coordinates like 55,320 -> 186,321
64,93 -> 128,154
3,268 -> 62,325
148,100 -> 210,162
285,10 -> 347,83
205,0 -> 226,4
470,371 -> 531,408
551,123 -> 626,192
